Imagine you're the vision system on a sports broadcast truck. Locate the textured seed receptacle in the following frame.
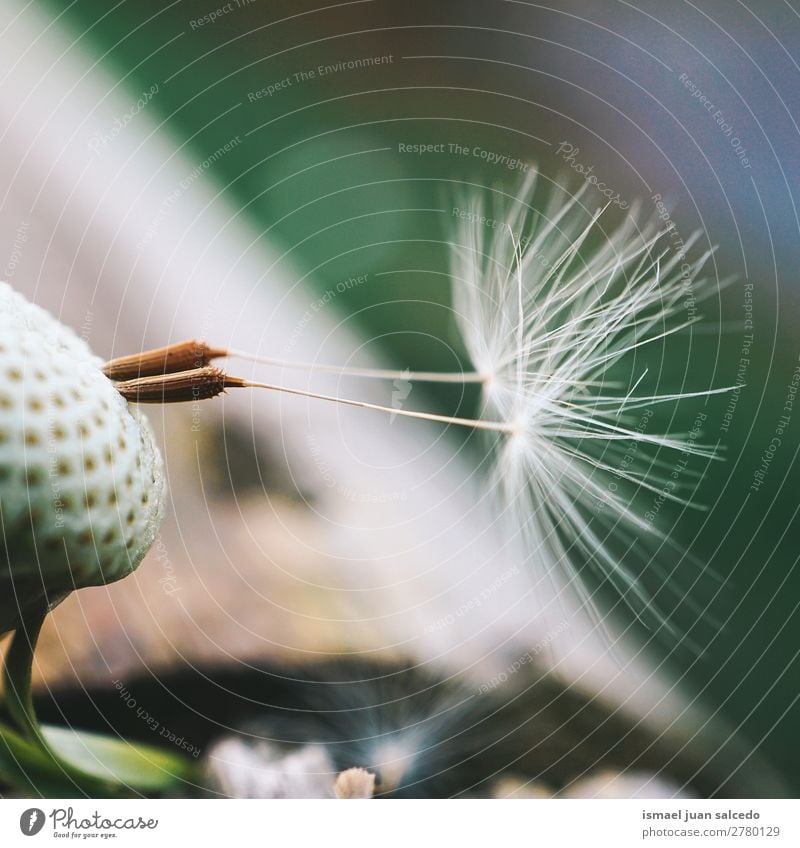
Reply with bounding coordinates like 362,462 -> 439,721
0,283 -> 166,633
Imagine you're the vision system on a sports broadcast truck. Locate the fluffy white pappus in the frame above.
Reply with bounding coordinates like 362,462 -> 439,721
449,173 -> 733,640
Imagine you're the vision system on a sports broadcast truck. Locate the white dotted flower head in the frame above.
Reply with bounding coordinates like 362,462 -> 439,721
0,283 -> 166,633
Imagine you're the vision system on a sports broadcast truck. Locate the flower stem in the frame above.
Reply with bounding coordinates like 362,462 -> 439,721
1,607 -> 114,794
2,604 -> 48,744
1,609 -> 199,796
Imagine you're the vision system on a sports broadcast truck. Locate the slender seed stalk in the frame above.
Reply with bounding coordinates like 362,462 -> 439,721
240,379 -> 516,434
224,349 -> 487,384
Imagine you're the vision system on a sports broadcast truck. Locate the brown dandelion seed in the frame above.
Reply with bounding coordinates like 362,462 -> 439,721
114,366 -> 248,404
103,339 -> 227,380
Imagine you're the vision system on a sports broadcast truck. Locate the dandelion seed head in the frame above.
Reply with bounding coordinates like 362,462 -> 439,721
449,172 -> 730,636
0,283 -> 166,633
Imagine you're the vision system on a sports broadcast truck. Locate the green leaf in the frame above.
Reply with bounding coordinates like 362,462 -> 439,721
0,724 -> 72,797
41,725 -> 200,793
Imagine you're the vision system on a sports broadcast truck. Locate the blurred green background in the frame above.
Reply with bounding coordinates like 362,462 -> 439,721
39,0 -> 800,791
